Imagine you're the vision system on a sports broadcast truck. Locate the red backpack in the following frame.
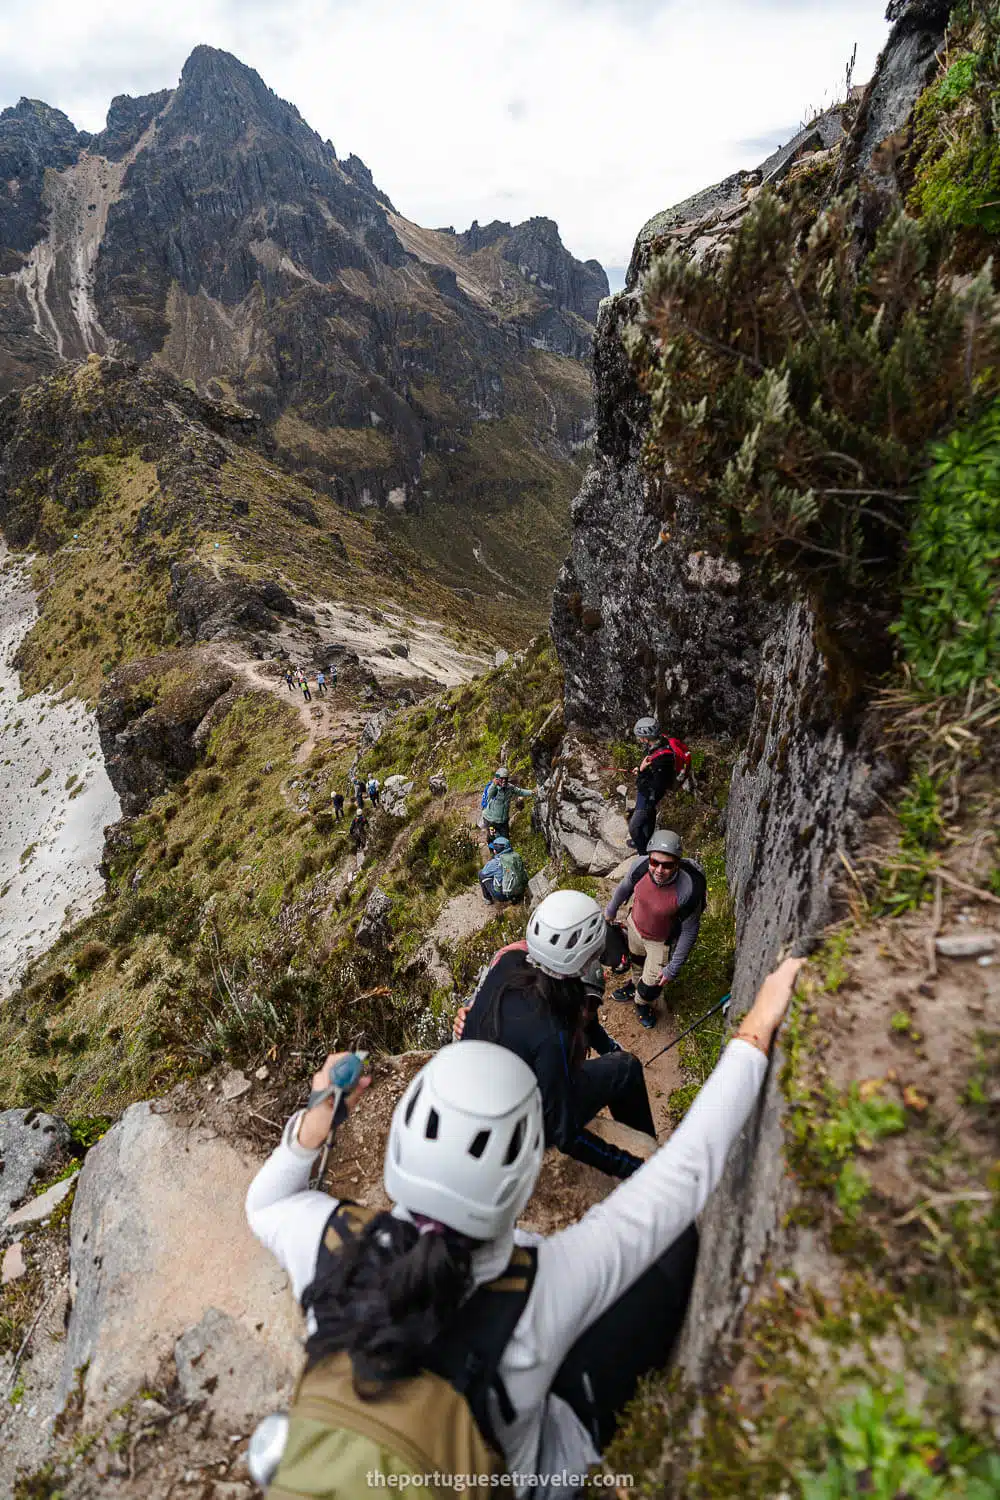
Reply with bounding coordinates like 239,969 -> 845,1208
647,739 -> 692,782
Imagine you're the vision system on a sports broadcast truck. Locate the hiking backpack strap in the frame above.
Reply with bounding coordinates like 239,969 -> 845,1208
677,859 -> 708,919
423,1244 -> 538,1449
315,1199 -> 377,1274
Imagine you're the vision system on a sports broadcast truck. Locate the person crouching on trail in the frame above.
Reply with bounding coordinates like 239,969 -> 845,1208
629,716 -> 682,854
246,960 -> 805,1496
482,765 -> 534,846
604,830 -> 705,1031
479,837 -> 528,905
455,891 -> 655,1180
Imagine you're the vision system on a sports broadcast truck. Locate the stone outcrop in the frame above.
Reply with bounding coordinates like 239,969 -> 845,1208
0,1107 -> 71,1223
97,653 -> 238,816
59,1098 -> 301,1423
356,887 -> 393,948
168,562 -> 298,642
551,286 -> 772,739
535,733 -> 631,875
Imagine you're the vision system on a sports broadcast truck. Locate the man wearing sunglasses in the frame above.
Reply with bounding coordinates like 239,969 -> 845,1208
602,830 -> 706,1029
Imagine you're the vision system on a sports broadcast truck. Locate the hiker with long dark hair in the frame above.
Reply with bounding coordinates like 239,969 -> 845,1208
456,890 -> 655,1179
246,957 -> 804,1496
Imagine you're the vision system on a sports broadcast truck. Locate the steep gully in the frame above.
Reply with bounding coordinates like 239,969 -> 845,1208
13,114 -> 164,362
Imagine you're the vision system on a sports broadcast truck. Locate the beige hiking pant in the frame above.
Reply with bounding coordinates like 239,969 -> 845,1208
627,915 -> 667,988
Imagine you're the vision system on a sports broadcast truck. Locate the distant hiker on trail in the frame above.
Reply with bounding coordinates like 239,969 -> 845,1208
349,810 -> 367,849
331,791 -> 345,821
246,958 -> 803,1494
456,890 -> 656,1180
481,766 -> 534,845
604,830 -> 706,1030
316,670 -> 327,695
284,668 -> 296,691
367,776 -> 380,807
300,674 -> 312,703
628,718 -> 690,854
354,778 -> 366,808
328,663 -> 338,688
479,836 -> 528,904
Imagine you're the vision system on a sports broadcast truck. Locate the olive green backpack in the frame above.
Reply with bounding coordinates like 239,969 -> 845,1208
268,1202 -> 537,1500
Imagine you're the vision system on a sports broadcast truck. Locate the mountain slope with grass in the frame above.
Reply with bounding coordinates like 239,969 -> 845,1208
0,46 -> 604,606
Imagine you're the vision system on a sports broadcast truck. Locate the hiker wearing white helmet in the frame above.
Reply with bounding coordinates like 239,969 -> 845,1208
458,890 -> 656,1179
481,765 -> 534,846
246,959 -> 805,1495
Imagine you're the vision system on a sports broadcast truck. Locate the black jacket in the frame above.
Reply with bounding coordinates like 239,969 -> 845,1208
635,743 -> 678,802
462,950 -> 641,1179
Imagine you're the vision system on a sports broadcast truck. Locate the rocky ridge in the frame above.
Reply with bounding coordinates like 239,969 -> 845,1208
0,46 -> 604,591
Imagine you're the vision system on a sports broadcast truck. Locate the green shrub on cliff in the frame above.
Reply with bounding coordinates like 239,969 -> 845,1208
893,401 -> 1000,693
627,190 -> 999,617
911,4 -> 1000,237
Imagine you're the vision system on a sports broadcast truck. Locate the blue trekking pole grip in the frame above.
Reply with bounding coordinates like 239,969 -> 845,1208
309,1051 -> 369,1187
307,1051 -> 368,1109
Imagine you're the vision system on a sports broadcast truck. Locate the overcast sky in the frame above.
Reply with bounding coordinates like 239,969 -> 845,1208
0,0 -> 890,280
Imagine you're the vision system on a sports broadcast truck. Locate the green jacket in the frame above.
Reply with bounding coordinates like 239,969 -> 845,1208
483,781 -> 533,826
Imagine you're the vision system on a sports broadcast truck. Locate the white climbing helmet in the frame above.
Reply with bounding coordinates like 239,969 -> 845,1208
634,716 -> 660,741
526,889 -> 606,979
384,1041 -> 544,1240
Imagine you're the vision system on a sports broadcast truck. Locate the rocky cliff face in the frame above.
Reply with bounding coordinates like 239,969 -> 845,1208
550,0 -> 954,1398
0,46 -> 603,573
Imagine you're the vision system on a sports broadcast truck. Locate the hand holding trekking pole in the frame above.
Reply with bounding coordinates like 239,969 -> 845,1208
298,1052 -> 371,1150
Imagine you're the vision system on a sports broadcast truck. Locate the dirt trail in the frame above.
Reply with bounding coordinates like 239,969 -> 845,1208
222,647 -> 682,1133
215,652 -> 367,764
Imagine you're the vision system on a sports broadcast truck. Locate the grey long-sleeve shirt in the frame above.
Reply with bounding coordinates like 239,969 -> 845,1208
604,857 -> 702,979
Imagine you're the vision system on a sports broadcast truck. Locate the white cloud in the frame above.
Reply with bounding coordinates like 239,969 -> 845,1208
0,0 -> 890,268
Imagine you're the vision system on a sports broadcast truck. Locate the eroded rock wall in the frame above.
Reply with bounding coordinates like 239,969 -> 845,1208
551,292 -> 771,740
678,602 -> 895,1381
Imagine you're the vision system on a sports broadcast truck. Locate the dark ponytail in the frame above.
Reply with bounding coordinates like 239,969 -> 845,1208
302,1212 -> 473,1394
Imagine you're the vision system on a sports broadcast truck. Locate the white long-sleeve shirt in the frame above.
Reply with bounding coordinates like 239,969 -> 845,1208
246,1039 -> 767,1496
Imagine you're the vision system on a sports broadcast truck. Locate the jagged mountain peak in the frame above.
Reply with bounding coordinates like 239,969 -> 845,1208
0,43 -> 601,590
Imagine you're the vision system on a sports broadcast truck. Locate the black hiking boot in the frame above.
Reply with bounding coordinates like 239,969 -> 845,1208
612,981 -> 636,1004
635,1002 -> 657,1030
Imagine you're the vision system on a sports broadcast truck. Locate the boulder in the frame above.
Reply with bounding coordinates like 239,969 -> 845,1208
58,1100 -> 301,1424
0,1108 -> 71,1223
537,735 -> 631,875
356,888 -> 393,948
380,774 -> 414,818
428,773 -> 448,795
